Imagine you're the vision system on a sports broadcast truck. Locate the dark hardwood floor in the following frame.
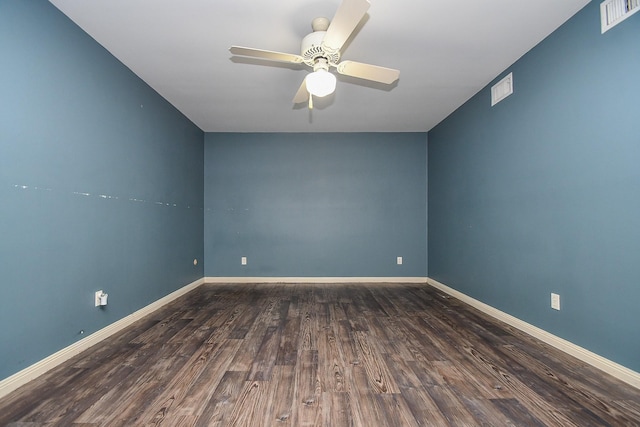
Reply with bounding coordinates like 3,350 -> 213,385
1,282 -> 639,426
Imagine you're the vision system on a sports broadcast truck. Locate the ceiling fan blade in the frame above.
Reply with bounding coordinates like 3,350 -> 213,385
322,0 -> 370,53
292,78 -> 309,104
229,46 -> 304,64
336,60 -> 399,84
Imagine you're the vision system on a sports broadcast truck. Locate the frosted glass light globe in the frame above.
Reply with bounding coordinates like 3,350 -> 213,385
306,69 -> 336,97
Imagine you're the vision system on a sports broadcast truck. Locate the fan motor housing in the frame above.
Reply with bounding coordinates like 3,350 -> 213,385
301,30 -> 340,67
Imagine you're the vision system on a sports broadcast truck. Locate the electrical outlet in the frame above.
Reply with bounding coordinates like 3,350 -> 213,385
397,256 -> 403,265
94,290 -> 108,307
241,256 -> 247,265
551,293 -> 561,310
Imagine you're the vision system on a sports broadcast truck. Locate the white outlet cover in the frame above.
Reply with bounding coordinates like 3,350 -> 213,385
95,290 -> 103,307
551,293 -> 561,310
397,256 -> 403,265
241,256 -> 247,265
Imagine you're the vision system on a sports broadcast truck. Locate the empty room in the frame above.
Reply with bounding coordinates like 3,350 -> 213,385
1,0 -> 639,425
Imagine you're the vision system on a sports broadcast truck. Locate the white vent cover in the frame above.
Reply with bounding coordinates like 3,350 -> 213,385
491,72 -> 513,106
601,0 -> 640,33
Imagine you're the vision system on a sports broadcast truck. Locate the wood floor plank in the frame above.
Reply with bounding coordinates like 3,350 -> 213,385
349,366 -> 389,426
0,367 -> 87,423
409,361 -> 479,427
369,316 -> 416,363
318,325 -> 347,393
164,339 -> 243,423
459,345 -> 583,426
128,316 -> 193,346
374,393 -> 421,427
275,317 -> 301,366
336,319 -> 360,367
455,396 -> 520,426
252,288 -> 286,327
1,282 -> 639,427
614,399 -> 640,420
490,397 -> 546,426
497,343 -> 640,425
74,340 -> 200,425
133,334 -> 234,424
194,370 -> 247,427
322,391 -> 355,427
299,297 -> 319,351
342,301 -> 369,332
383,353 -> 426,391
294,349 -> 323,426
247,325 -> 281,381
267,365 -> 297,425
69,319 -> 158,369
353,331 -> 400,394
275,289 -> 302,366
227,323 -> 269,373
400,386 -> 451,426
226,302 -> 261,340
26,363 -> 136,425
225,380 -> 271,427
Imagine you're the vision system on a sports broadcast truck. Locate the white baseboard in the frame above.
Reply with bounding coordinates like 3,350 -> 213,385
426,277 -> 640,390
204,276 -> 429,284
0,277 -> 205,400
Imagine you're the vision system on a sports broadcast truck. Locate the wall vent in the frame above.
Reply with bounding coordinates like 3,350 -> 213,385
491,72 -> 513,106
601,0 -> 640,33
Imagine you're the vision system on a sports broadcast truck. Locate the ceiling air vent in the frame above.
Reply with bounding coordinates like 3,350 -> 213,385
601,0 -> 639,33
491,72 -> 513,106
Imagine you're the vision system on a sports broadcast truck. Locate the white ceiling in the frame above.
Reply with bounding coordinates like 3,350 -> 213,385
49,0 -> 590,133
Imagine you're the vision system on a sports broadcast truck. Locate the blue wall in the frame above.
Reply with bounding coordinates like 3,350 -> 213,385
204,133 -> 427,277
428,2 -> 640,371
0,0 -> 204,380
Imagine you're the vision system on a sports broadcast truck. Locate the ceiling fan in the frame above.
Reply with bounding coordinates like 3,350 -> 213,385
229,0 -> 399,108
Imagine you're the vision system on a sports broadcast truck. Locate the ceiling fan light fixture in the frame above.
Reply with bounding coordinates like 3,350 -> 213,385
230,0 -> 399,106
306,69 -> 336,97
